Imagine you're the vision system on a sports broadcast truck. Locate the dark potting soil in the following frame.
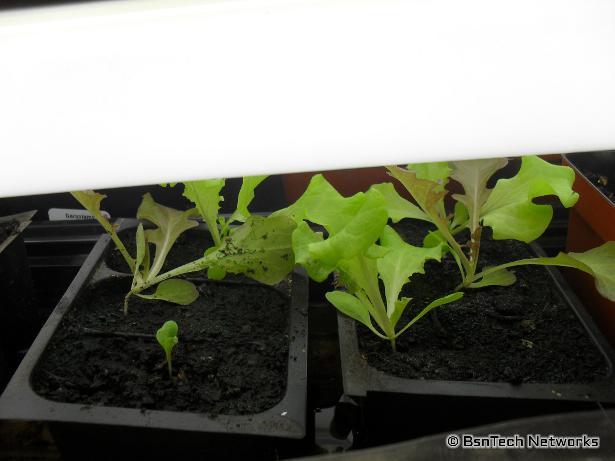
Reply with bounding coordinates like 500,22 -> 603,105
32,278 -> 291,415
582,169 -> 615,203
0,220 -> 19,243
357,221 -> 609,384
105,228 -> 213,273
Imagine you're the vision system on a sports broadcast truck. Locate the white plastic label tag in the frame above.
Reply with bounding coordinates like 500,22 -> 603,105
48,208 -> 111,221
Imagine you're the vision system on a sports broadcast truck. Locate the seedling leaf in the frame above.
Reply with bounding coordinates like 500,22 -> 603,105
181,179 -> 225,246
325,291 -> 385,339
206,214 -> 296,285
274,174 -> 344,223
471,242 -> 615,301
566,244 -> 615,301
370,183 -> 429,223
377,225 -> 443,317
451,201 -> 469,230
390,297 -> 411,330
137,193 -> 199,279
481,156 -> 579,242
387,166 -> 447,217
137,279 -> 199,305
306,188 -> 389,272
407,161 -> 452,192
292,221 -> 329,282
71,190 -> 135,272
131,224 -> 147,288
396,292 -> 464,337
450,158 -> 508,232
207,266 -> 227,280
468,267 -> 516,288
156,320 -> 179,378
232,175 -> 267,223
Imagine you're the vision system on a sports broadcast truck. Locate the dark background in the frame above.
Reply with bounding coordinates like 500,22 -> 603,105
0,175 -> 288,221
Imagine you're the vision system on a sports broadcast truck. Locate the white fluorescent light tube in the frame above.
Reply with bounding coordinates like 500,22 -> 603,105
1,0 -> 615,197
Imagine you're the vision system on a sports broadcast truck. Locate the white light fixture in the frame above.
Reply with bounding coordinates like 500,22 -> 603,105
1,0 -> 614,197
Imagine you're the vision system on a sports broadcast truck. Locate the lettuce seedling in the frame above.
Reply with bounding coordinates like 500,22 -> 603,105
71,191 -> 199,313
128,213 -> 296,294
156,320 -> 179,378
72,177 -> 296,312
384,156 -> 615,302
279,174 -> 463,350
164,176 -> 266,276
163,175 -> 298,283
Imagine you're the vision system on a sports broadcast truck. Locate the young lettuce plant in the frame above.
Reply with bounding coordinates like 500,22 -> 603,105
164,175 -> 269,279
277,174 -> 463,351
71,191 -> 200,313
156,320 -> 179,379
112,211 -> 296,311
72,179 -> 296,313
383,155 -> 615,302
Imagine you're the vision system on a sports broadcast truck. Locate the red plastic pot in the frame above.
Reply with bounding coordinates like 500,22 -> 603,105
562,152 -> 615,347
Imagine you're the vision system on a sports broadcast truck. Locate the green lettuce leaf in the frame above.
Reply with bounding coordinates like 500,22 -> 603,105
377,225 -> 443,319
292,221 -> 329,282
156,320 -> 179,351
481,156 -> 579,243
450,158 -> 508,232
137,193 -> 199,279
306,188 -> 388,271
370,182 -> 429,223
206,214 -> 296,285
566,244 -> 615,301
451,201 -> 469,230
390,297 -> 412,330
71,190 -> 135,271
387,166 -> 447,216
206,265 -> 227,280
70,190 -> 107,221
468,267 -> 516,288
181,179 -> 225,246
395,292 -> 464,337
474,242 -> 615,301
131,224 -> 147,288
325,290 -> 385,338
137,279 -> 199,305
231,175 -> 267,223
274,174 -> 345,223
407,161 -> 452,192
337,253 -> 379,298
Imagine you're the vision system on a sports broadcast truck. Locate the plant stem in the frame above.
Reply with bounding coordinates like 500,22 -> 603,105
123,292 -> 132,315
451,221 -> 469,236
148,256 -> 212,289
166,352 -> 173,379
464,227 -> 483,286
458,254 -> 591,290
357,255 -> 396,349
433,221 -> 472,275
126,254 -> 216,310
70,192 -> 135,272
210,222 -> 222,248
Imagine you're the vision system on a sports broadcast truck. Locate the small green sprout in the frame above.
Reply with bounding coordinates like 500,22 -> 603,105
156,320 -> 179,379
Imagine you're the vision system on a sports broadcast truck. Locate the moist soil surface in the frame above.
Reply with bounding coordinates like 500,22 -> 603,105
357,221 -> 609,384
106,228 -> 213,273
32,277 -> 291,415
